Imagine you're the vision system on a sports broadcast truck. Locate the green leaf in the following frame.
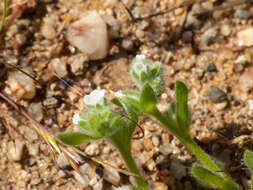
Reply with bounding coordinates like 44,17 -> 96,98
57,132 -> 94,145
175,81 -> 191,129
140,83 -> 157,114
244,150 -> 253,173
192,163 -> 238,190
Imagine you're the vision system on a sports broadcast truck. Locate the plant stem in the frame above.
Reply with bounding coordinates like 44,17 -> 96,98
118,147 -> 149,190
109,137 -> 149,190
151,108 -> 240,190
0,0 -> 7,32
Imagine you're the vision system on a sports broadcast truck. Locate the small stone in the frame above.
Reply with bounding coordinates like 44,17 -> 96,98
152,136 -> 160,147
214,101 -> 228,111
201,27 -> 218,45
69,54 -> 88,76
234,63 -> 244,73
58,170 -> 66,178
48,58 -> 68,78
27,143 -> 39,156
56,153 -> 70,169
153,182 -> 168,190
103,167 -> 120,186
5,70 -> 36,100
174,58 -> 186,70
220,25 -> 231,37
135,28 -> 145,38
104,15 -> 121,39
41,16 -> 57,40
28,103 -> 43,122
122,38 -> 134,50
24,126 -> 38,142
67,11 -> 109,60
239,67 -> 253,92
85,143 -> 100,156
170,160 -> 186,180
182,30 -> 193,43
91,177 -> 103,190
238,27 -> 253,46
207,63 -> 216,72
74,171 -> 89,187
43,96 -> 59,109
159,143 -> 176,156
8,139 -> 25,161
234,9 -> 251,20
208,87 -> 227,103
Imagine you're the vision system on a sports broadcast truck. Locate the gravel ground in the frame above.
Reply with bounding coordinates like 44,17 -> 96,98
0,0 -> 253,189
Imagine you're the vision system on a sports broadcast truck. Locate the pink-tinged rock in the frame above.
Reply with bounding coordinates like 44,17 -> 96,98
238,27 -> 253,46
239,67 -> 253,92
67,11 -> 109,60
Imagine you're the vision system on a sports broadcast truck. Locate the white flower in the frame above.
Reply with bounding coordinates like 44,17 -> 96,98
83,89 -> 106,106
135,54 -> 146,61
132,61 -> 147,76
72,113 -> 81,125
114,90 -> 124,98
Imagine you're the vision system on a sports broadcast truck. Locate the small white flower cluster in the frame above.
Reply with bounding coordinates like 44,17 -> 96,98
83,89 -> 106,106
132,54 -> 148,76
73,89 -> 106,125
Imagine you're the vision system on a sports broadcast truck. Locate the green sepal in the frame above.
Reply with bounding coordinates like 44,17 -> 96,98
57,132 -> 94,145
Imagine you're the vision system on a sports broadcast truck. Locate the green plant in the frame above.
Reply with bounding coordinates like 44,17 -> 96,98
58,89 -> 149,190
58,55 -> 243,190
244,150 -> 253,190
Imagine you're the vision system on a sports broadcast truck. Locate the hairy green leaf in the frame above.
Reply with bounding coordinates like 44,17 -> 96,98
58,132 -> 93,145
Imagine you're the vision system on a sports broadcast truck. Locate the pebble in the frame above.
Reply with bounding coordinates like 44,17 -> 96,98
91,177 -> 103,190
201,27 -> 218,45
56,153 -> 70,169
103,167 -> 120,186
220,24 -> 231,36
67,11 -> 109,60
208,87 -> 227,103
28,102 -> 43,122
85,143 -> 100,156
239,67 -> 253,92
152,136 -> 160,147
8,139 -> 25,161
238,27 -> 253,46
159,143 -> 176,156
41,16 -> 57,40
135,28 -> 145,39
153,182 -> 168,190
48,58 -> 68,78
214,101 -> 228,111
121,38 -> 134,51
27,143 -> 40,156
24,127 -> 38,142
74,171 -> 89,187
234,9 -> 251,20
170,160 -> 186,180
68,54 -> 88,76
182,30 -> 193,43
5,70 -> 36,100
234,63 -> 244,73
207,63 -> 216,72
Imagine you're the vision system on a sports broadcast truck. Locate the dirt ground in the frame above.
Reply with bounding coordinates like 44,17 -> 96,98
0,0 -> 253,189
